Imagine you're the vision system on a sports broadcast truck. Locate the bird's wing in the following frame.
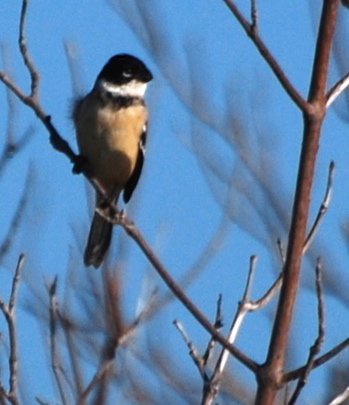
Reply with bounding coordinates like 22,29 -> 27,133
123,126 -> 147,203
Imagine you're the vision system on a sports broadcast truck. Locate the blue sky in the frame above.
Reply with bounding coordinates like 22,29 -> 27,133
1,1 -> 349,404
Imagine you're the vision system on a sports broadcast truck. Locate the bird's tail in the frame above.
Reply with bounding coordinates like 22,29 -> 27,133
84,212 -> 113,268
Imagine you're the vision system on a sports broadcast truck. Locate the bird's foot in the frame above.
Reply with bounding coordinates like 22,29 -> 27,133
72,155 -> 91,174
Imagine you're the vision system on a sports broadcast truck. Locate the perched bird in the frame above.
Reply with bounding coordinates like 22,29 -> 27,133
73,54 -> 153,268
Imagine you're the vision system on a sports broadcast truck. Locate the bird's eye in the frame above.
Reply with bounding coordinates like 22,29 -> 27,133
122,70 -> 133,78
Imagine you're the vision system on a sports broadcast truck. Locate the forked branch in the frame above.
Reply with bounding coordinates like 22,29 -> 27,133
223,0 -> 309,112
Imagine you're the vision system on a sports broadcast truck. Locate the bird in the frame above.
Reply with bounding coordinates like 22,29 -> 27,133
73,54 -> 153,268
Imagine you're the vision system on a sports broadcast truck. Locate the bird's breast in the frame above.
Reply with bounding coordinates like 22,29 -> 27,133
75,98 -> 147,194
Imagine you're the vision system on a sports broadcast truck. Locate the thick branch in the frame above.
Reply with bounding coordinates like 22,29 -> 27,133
255,1 -> 340,404
288,259 -> 325,404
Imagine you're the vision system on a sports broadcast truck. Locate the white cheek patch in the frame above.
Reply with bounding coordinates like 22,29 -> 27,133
99,80 -> 147,98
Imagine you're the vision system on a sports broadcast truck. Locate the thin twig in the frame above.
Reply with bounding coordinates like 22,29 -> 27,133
76,360 -> 114,405
18,0 -> 40,99
218,256 -> 257,358
174,297 -> 225,405
174,320 -> 207,379
0,0 -> 79,167
201,256 -> 258,405
277,238 -> 286,264
288,259 -> 325,404
242,255 -> 257,301
49,278 -> 69,405
1,0 -> 79,165
118,289 -> 158,346
303,161 -> 335,254
223,0 -> 309,112
251,0 -> 258,33
251,273 -> 283,310
202,295 -> 224,365
326,71 -> 349,107
8,254 -> 24,399
285,337 -> 349,382
0,254 -> 25,405
8,254 -> 24,405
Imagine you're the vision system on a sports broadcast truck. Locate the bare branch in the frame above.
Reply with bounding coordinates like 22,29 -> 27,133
288,259 -> 325,404
174,296 -> 228,405
251,0 -> 258,33
174,320 -> 207,380
7,254 -> 24,405
0,70 -> 32,107
76,360 -> 114,405
0,65 -> 79,172
251,273 -> 282,310
257,1 -> 340,402
202,295 -> 224,365
223,0 -> 309,112
277,238 -> 286,264
285,337 -> 349,382
0,1 -> 79,168
114,212 -> 259,373
242,255 -> 257,302
201,256 -> 258,405
48,278 -> 69,405
0,254 -> 25,405
326,72 -> 349,107
18,0 -> 40,99
304,161 -> 335,254
118,290 -> 158,346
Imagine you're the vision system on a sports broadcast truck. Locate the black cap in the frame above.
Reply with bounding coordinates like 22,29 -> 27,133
97,54 -> 153,85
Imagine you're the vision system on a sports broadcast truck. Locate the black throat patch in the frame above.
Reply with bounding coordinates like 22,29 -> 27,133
99,90 -> 145,109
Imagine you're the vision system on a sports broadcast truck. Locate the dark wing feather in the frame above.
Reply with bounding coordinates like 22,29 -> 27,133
123,129 -> 147,203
